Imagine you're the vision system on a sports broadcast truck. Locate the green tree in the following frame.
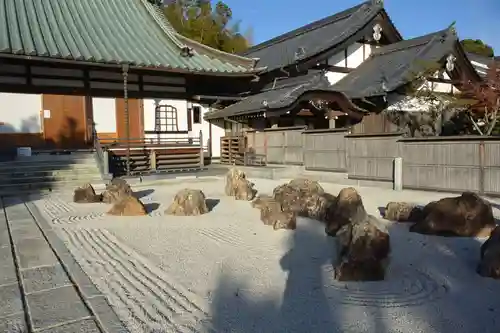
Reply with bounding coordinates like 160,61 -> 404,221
161,0 -> 251,53
461,39 -> 494,57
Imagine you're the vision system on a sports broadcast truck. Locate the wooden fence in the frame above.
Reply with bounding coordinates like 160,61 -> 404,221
400,136 -> 500,196
243,128 -> 500,196
346,132 -> 403,182
302,129 -> 348,172
246,126 -> 305,165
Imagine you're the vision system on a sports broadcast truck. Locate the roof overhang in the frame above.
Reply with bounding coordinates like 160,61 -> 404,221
0,56 -> 256,99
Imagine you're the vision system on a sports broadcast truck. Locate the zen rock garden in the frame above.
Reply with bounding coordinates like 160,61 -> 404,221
73,168 -> 500,282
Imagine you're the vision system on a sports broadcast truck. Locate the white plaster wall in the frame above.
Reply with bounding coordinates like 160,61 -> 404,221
328,43 -> 371,69
346,43 -> 365,68
329,51 -> 345,67
326,43 -> 371,84
0,93 -> 42,133
386,77 -> 458,112
142,99 -> 221,156
210,121 -> 225,158
92,97 -> 117,133
470,59 -> 489,76
325,72 -> 347,85
430,72 -> 460,94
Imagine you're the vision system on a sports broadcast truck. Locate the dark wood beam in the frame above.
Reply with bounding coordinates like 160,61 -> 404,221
315,64 -> 354,73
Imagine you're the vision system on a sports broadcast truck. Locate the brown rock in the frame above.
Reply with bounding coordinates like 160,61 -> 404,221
334,215 -> 390,281
251,195 -> 273,209
165,189 -> 209,216
325,187 -> 367,236
409,192 -> 496,237
272,212 -> 297,230
384,202 -> 424,222
272,178 -> 334,222
107,195 -> 147,216
73,183 -> 101,203
477,226 -> 500,279
255,196 -> 297,230
102,178 -> 133,204
225,168 -> 257,201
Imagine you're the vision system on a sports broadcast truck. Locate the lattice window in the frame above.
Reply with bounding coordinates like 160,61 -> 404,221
154,104 -> 179,132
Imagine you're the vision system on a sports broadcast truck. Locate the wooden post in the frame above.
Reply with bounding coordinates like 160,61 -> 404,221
199,130 -> 204,167
479,140 -> 485,195
302,131 -> 306,169
264,131 -> 268,163
103,150 -> 110,176
282,130 -> 286,165
150,150 -> 157,171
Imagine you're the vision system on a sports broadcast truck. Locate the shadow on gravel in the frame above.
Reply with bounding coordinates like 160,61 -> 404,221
134,189 -> 155,199
208,214 -> 500,332
206,199 -> 220,212
144,203 -> 160,213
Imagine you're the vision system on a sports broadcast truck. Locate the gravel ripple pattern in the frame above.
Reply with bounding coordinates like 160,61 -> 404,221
60,228 -> 214,333
30,178 -> 500,333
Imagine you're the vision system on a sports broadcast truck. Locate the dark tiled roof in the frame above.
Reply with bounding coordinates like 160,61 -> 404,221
241,0 -> 384,73
0,0 -> 260,74
332,28 -> 459,98
204,71 -> 336,119
466,52 -> 494,77
205,27 -> 472,120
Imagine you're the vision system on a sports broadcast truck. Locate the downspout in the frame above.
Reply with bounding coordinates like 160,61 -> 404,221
122,64 -> 131,176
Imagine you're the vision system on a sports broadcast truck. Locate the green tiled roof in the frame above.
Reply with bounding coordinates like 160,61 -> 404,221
0,0 -> 261,74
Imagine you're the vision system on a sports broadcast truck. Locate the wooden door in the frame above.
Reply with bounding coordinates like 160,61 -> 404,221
42,95 -> 89,149
116,98 -> 144,142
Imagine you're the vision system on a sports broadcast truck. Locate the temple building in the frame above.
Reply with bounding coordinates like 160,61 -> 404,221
0,0 -> 261,159
0,0 -> 492,156
205,0 -> 485,135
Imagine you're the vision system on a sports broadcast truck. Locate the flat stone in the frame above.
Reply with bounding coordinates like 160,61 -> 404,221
43,230 -> 73,258
16,238 -> 58,269
0,313 -> 27,333
62,256 -> 101,298
0,246 -> 17,286
0,283 -> 23,318
22,264 -> 72,294
27,286 -> 90,330
42,318 -> 100,333
10,225 -> 43,241
6,214 -> 33,222
88,296 -> 128,333
8,220 -> 37,233
0,228 -> 10,247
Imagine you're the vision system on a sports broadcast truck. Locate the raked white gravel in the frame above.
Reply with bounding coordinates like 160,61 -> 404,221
33,177 -> 500,333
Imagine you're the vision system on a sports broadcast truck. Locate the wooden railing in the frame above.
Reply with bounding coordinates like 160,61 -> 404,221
101,132 -> 204,177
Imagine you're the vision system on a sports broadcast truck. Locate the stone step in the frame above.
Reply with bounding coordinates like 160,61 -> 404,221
0,162 -> 99,173
0,179 -> 105,196
0,174 -> 103,185
0,168 -> 101,179
0,156 -> 97,168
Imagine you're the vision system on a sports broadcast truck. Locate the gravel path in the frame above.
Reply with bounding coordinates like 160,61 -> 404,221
32,177 -> 500,333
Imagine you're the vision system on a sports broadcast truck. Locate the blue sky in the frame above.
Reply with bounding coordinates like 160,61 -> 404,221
225,0 -> 499,54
